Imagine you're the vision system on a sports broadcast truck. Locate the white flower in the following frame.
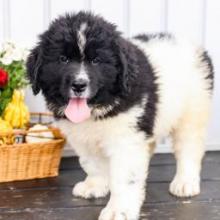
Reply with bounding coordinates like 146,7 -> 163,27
2,42 -> 15,53
0,53 -> 13,65
0,41 -> 28,64
11,47 -> 24,61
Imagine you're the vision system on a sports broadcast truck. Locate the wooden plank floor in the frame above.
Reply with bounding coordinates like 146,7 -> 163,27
0,152 -> 220,220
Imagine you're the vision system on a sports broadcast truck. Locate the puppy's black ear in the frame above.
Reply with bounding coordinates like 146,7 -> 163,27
118,47 -> 129,92
116,38 -> 137,94
26,46 -> 42,95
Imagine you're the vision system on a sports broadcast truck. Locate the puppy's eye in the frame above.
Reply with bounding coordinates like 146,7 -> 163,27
91,57 -> 100,65
59,55 -> 69,64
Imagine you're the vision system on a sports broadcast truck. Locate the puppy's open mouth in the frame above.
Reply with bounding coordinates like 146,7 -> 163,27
64,98 -> 91,123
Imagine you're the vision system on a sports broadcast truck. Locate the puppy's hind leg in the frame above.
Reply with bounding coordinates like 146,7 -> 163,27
73,155 -> 109,199
169,103 -> 210,197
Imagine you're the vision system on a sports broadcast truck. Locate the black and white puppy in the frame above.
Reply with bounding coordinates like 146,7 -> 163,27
26,12 -> 214,220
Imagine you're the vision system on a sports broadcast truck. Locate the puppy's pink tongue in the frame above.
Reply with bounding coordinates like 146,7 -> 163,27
64,98 -> 91,123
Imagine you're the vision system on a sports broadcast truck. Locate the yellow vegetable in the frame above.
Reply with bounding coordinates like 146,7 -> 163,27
0,117 -> 13,131
3,90 -> 30,128
0,117 -> 14,145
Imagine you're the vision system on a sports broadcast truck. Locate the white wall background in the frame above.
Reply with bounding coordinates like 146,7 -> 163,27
0,0 -> 219,153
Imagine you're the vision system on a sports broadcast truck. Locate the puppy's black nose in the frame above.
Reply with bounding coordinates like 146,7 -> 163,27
72,80 -> 88,93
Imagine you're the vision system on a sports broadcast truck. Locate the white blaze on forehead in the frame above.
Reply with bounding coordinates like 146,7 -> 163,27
77,23 -> 87,56
76,63 -> 89,81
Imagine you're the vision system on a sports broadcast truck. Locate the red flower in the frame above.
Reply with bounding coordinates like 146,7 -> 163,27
0,68 -> 9,88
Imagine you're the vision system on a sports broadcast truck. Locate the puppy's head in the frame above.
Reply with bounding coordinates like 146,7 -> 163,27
26,12 -> 131,120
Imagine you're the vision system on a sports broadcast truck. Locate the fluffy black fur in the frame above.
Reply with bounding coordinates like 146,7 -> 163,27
201,51 -> 214,91
134,33 -> 173,42
26,12 -> 158,136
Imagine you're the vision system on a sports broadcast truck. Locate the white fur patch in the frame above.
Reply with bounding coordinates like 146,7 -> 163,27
77,23 -> 87,56
76,63 -> 89,81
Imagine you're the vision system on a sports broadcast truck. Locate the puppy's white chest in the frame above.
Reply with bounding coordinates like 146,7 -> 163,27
56,104 -> 146,156
73,120 -> 106,151
56,119 -> 106,155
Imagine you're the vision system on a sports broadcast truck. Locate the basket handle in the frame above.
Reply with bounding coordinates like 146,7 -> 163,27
30,112 -> 53,116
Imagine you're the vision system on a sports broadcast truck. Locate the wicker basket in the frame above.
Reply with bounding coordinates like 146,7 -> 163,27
0,113 -> 65,182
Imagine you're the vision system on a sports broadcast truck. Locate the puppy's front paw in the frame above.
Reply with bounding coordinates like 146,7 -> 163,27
99,207 -> 129,220
98,203 -> 138,220
169,175 -> 200,197
73,177 -> 109,199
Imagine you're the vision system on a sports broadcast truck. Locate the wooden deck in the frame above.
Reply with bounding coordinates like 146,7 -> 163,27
0,152 -> 220,220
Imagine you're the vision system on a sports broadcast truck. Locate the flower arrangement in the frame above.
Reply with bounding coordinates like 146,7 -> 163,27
0,42 -> 29,116
0,42 -> 30,129
0,44 -> 64,184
